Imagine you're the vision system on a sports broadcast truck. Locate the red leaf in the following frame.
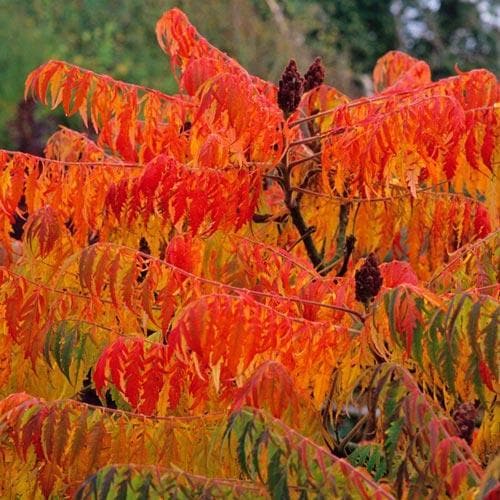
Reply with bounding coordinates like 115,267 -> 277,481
372,51 -> 430,93
479,359 -> 495,391
37,62 -> 62,104
464,115 -> 479,170
481,118 -> 495,169
92,353 -> 107,396
124,340 -> 144,407
474,205 -> 492,238
394,288 -> 422,357
449,462 -> 470,496
115,106 -> 136,161
379,261 -> 418,288
484,484 -> 500,500
181,57 -> 220,96
71,72 -> 92,124
165,234 -> 198,277
231,361 -> 301,421
93,338 -> 173,414
196,133 -> 228,168
62,68 -> 76,115
25,206 -> 62,258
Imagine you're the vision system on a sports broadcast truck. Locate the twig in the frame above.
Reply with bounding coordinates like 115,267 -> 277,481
252,212 -> 288,224
286,226 -> 316,251
337,413 -> 369,456
288,151 -> 322,169
288,127 -> 346,147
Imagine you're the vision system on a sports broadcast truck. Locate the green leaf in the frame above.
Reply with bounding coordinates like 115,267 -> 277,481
440,338 -> 457,394
439,296 -> 464,394
135,471 -> 153,499
384,380 -> 405,425
115,474 -> 130,499
44,320 -> 87,384
253,429 -> 269,484
467,300 -> 486,402
385,289 -> 399,346
467,300 -> 482,342
467,350 -> 485,404
445,293 -> 469,342
52,322 -> 65,374
348,445 -> 371,467
237,419 -> 254,478
74,474 -> 98,500
223,411 -> 237,446
427,310 -> 443,367
367,446 -> 387,481
348,445 -> 387,481
484,307 -> 499,376
98,466 -> 118,499
267,446 -> 289,500
59,327 -> 78,382
411,322 -> 424,367
384,417 -> 404,470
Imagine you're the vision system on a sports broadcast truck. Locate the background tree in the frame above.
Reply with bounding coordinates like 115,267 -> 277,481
393,0 -> 499,78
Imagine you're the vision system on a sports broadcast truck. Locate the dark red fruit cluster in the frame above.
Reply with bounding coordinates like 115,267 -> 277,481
278,58 -> 326,116
452,402 -> 477,444
277,59 -> 304,116
304,57 -> 325,92
355,253 -> 383,304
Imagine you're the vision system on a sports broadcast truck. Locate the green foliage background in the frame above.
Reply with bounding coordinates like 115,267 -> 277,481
0,0 -> 498,150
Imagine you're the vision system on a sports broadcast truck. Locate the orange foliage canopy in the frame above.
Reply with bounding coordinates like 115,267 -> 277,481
0,7 -> 498,499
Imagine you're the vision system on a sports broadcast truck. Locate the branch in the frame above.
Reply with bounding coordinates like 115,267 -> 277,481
274,160 -> 325,272
335,234 -> 356,277
287,199 -> 323,269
